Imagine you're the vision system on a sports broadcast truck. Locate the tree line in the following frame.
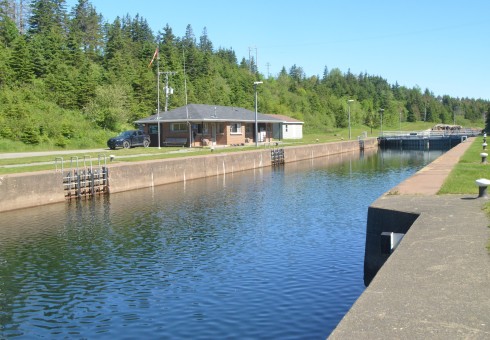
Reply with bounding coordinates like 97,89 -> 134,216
0,0 -> 488,148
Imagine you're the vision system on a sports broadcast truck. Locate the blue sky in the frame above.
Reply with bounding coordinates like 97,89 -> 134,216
66,0 -> 490,100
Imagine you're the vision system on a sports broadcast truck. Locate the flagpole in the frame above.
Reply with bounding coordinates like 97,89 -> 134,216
157,49 -> 161,149
183,49 -> 191,148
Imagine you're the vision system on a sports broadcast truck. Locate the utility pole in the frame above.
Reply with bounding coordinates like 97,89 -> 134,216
161,71 -> 176,112
249,46 -> 257,73
248,47 -> 252,73
254,81 -> 263,147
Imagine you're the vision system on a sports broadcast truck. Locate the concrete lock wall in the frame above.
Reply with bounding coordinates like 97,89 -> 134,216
363,207 -> 420,286
0,139 -> 376,212
0,171 -> 64,212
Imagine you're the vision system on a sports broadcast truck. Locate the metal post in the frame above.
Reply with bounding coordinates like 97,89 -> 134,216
347,99 -> 354,140
399,111 -> 402,132
379,109 -> 384,136
254,81 -> 263,147
164,72 -> 169,112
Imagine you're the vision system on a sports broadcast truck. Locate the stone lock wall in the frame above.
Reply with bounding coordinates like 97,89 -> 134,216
0,138 -> 377,212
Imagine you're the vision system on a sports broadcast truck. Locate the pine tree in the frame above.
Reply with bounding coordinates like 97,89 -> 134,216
484,105 -> 490,133
9,35 -> 33,83
68,0 -> 103,61
0,5 -> 19,46
183,24 -> 195,48
199,26 -> 212,53
28,0 -> 67,35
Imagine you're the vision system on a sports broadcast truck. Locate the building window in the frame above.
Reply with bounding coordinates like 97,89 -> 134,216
171,123 -> 187,132
149,125 -> 158,134
230,123 -> 242,134
285,124 -> 289,132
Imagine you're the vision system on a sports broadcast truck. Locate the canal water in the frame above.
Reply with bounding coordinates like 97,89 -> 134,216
0,149 -> 443,339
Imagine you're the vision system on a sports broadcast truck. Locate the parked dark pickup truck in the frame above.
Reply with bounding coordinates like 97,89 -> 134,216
107,130 -> 151,149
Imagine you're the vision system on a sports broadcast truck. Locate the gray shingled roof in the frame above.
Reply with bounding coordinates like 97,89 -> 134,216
265,114 -> 304,124
135,104 -> 283,124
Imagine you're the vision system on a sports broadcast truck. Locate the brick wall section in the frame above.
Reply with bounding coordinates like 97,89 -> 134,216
0,138 -> 376,212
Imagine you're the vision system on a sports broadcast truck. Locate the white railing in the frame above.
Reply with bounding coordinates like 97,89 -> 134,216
380,129 -> 480,138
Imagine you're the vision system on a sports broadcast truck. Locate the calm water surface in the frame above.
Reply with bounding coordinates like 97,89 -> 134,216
0,149 -> 443,339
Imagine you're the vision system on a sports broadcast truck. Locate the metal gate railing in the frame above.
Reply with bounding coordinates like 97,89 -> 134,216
57,155 -> 109,199
271,148 -> 285,166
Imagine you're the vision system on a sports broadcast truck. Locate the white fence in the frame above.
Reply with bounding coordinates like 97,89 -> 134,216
380,129 -> 480,138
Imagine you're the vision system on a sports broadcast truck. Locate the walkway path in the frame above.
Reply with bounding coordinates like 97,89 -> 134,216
0,148 -> 201,168
329,138 -> 490,339
390,137 -> 474,195
0,149 -> 107,159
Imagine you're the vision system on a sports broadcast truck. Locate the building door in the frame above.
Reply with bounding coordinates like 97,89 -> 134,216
148,124 -> 160,147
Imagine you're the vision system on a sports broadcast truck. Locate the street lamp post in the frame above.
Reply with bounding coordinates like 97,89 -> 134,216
347,99 -> 354,140
254,81 -> 263,147
379,109 -> 384,136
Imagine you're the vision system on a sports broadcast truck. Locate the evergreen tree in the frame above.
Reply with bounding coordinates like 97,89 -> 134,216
289,64 -> 304,83
68,0 -> 103,61
157,23 -> 180,72
0,6 -> 488,149
199,26 -> 212,53
0,6 -> 19,46
44,62 -> 77,108
75,59 -> 102,108
8,35 -> 33,83
28,0 -> 67,35
183,24 -> 195,48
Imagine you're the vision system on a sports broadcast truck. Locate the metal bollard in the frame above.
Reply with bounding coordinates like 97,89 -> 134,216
475,178 -> 490,198
483,143 -> 487,150
481,153 -> 488,164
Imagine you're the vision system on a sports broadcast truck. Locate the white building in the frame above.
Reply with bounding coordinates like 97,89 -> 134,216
268,114 -> 304,140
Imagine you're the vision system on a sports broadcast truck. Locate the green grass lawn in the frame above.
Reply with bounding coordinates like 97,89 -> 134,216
0,121 -> 481,175
438,137 -> 490,252
438,136 -> 490,194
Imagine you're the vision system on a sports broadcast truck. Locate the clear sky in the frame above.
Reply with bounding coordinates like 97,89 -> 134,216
66,0 -> 490,100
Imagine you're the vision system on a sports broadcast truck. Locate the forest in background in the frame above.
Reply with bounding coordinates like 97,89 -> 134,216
1,0 -> 489,149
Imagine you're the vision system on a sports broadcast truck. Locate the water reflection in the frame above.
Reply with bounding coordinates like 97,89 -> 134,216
0,149 -> 442,339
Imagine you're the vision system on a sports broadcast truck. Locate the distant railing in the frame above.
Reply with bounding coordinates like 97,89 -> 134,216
380,129 -> 480,138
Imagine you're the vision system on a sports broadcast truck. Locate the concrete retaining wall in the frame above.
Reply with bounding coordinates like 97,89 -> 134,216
329,138 -> 488,339
0,138 -> 377,212
363,207 -> 419,286
0,171 -> 64,212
